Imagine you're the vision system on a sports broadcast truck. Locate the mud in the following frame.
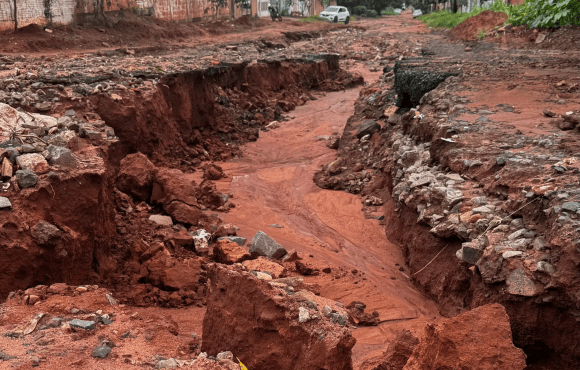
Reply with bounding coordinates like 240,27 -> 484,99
0,9 -> 579,370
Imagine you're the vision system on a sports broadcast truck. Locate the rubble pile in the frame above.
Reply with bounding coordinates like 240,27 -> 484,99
315,42 -> 580,366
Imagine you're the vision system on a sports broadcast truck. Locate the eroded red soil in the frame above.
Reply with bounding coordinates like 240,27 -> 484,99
0,9 -> 578,370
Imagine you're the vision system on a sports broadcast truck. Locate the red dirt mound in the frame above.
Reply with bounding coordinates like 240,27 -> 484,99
450,10 -> 508,41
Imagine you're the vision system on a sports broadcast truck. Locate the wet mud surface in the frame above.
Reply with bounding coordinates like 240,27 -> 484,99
0,9 -> 578,370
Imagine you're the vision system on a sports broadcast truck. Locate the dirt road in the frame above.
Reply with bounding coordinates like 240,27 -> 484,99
0,7 -> 579,370
218,86 -> 441,365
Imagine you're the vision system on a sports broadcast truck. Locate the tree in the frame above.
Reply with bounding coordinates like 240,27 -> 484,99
210,0 -> 229,21
93,0 -> 107,22
299,0 -> 312,16
234,0 -> 251,15
13,0 -> 17,31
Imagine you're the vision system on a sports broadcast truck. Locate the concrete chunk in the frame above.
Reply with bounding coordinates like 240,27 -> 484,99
250,231 -> 287,259
69,319 -> 96,330
0,197 -> 11,209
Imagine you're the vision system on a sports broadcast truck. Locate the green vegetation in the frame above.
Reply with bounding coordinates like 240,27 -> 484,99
351,5 -> 380,17
381,7 -> 399,15
417,0 -> 580,29
417,8 -> 484,28
340,0 -> 404,16
509,0 -> 580,28
476,29 -> 486,40
299,15 -> 327,22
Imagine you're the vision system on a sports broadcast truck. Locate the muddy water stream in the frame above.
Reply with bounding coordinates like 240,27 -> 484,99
217,88 -> 440,364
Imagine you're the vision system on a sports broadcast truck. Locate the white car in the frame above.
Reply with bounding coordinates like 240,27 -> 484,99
319,6 -> 350,24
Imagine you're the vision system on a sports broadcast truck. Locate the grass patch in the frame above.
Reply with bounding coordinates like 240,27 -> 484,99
299,15 -> 327,23
418,0 -> 579,29
381,7 -> 399,16
417,9 -> 485,28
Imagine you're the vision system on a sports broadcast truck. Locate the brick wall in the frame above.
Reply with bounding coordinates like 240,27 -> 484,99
0,0 -> 242,31
0,0 -> 45,30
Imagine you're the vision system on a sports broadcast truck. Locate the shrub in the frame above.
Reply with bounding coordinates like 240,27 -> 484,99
365,9 -> 379,17
381,7 -> 398,15
299,15 -> 327,22
352,5 -> 368,15
509,0 -> 580,28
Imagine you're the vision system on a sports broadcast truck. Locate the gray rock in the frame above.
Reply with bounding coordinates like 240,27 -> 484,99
508,229 -> 528,241
471,196 -> 487,206
0,196 -> 12,209
330,313 -> 347,326
496,157 -> 506,165
216,236 -> 247,246
506,268 -> 540,297
156,358 -> 178,369
69,319 -> 96,330
502,250 -> 523,259
48,135 -> 68,148
510,218 -> 524,229
299,307 -> 310,323
47,145 -> 77,168
216,351 -> 233,361
57,116 -> 72,128
456,242 -> 482,264
561,201 -> 580,212
21,144 -> 35,153
356,120 -> 380,139
322,305 -> 332,318
149,215 -> 173,226
401,150 -> 420,167
92,345 -> 111,359
64,109 -> 76,117
536,261 -> 555,275
31,220 -> 61,246
250,231 -> 287,259
533,237 -> 547,251
15,169 -> 38,189
506,238 -> 532,251
43,317 -> 62,329
0,350 -> 17,361
444,188 -> 464,208
327,135 -> 340,149
79,128 -> 102,141
471,206 -> 492,215
387,113 -> 401,125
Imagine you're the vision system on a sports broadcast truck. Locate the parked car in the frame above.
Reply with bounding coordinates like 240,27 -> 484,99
319,6 -> 350,24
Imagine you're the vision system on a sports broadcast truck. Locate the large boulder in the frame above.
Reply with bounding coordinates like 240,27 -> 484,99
249,231 -> 287,259
202,264 -> 356,370
403,304 -> 527,370
356,120 -> 381,139
116,153 -> 157,200
360,330 -> 419,370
